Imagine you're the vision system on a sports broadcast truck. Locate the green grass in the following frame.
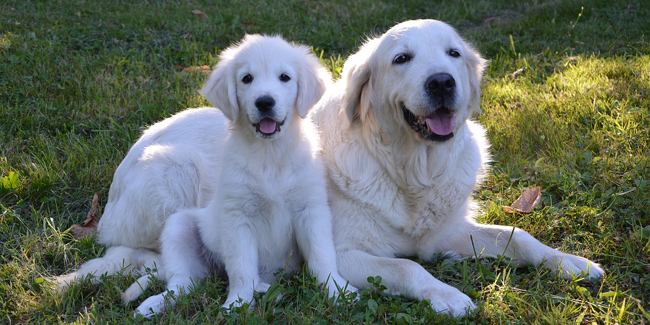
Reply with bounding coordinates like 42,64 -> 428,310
1,0 -> 649,323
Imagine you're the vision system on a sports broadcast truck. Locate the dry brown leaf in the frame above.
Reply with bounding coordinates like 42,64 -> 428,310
510,68 -> 525,79
483,17 -> 496,24
191,10 -> 208,19
503,187 -> 542,214
181,65 -> 211,75
70,193 -> 101,239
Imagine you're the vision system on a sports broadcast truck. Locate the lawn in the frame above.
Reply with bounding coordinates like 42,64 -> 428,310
1,0 -> 649,323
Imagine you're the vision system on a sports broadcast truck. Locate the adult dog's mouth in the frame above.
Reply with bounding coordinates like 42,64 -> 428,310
254,117 -> 285,138
402,106 -> 455,142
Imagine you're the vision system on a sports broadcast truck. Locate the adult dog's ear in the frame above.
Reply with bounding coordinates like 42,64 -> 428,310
295,46 -> 332,118
200,42 -> 242,122
463,41 -> 487,115
341,37 -> 381,129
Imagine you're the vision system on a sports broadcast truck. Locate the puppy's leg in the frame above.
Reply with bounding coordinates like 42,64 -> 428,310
430,221 -> 604,279
123,274 -> 155,303
337,249 -> 475,317
55,246 -> 146,292
122,252 -> 165,303
294,205 -> 357,299
217,213 -> 263,310
135,210 -> 210,318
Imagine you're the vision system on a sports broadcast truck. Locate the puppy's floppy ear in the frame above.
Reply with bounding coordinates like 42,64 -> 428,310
341,37 -> 381,129
295,46 -> 332,118
463,41 -> 487,115
199,42 -> 242,121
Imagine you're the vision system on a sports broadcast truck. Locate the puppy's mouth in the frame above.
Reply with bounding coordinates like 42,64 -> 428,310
254,117 -> 285,138
402,106 -> 455,142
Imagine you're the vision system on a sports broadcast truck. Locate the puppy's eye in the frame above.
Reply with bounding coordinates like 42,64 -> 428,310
448,49 -> 461,58
242,74 -> 253,84
393,53 -> 412,64
279,73 -> 291,82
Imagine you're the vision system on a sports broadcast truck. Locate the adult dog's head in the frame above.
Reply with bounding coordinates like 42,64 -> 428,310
201,35 -> 331,139
342,20 -> 486,142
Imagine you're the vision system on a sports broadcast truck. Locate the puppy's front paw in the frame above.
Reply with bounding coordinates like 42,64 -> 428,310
222,290 -> 255,311
324,275 -> 359,301
332,283 -> 359,302
422,285 -> 476,318
135,294 -> 167,318
254,282 -> 272,294
53,272 -> 79,293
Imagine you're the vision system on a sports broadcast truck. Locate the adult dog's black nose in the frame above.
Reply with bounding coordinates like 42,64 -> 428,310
425,73 -> 455,98
255,95 -> 275,112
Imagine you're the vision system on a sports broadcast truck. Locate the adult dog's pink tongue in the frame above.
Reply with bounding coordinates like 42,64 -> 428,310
259,118 -> 277,134
425,110 -> 455,136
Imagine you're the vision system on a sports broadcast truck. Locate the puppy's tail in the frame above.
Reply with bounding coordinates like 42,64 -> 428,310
54,246 -> 162,294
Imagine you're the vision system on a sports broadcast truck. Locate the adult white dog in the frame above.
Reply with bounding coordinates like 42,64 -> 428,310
56,36 -> 353,311
310,19 -> 604,317
125,34 -> 355,317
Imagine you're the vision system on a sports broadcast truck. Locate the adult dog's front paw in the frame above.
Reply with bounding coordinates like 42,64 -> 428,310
546,253 -> 605,279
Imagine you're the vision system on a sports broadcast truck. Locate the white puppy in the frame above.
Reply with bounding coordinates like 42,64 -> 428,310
54,35 -> 352,306
311,20 -> 604,317
122,35 -> 355,317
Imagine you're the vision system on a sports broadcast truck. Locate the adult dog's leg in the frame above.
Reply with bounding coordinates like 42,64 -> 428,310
134,211 -> 210,317
294,206 -> 358,299
337,249 -> 475,317
431,221 -> 604,279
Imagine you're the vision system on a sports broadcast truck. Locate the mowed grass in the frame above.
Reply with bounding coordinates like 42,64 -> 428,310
1,0 -> 649,323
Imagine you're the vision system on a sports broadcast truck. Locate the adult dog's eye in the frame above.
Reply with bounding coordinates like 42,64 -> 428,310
279,73 -> 291,82
242,74 -> 253,84
393,53 -> 412,64
448,49 -> 461,58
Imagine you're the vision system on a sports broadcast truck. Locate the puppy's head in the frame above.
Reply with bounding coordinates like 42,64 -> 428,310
200,34 -> 331,139
342,20 -> 486,142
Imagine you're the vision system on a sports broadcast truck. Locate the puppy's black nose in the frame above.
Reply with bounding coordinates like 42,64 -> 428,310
425,73 -> 455,98
255,95 -> 275,112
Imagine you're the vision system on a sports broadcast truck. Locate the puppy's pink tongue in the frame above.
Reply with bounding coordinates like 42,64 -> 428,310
425,110 -> 455,136
259,118 -> 277,134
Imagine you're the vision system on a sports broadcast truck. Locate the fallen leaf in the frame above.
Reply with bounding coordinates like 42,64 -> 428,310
510,68 -> 525,79
181,65 -> 211,74
191,10 -> 208,20
503,187 -> 542,214
70,193 -> 101,239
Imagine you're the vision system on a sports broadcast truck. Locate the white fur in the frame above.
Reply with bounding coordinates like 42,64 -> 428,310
109,35 -> 356,317
311,20 -> 604,317
54,107 -> 225,291
54,36 -> 351,313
